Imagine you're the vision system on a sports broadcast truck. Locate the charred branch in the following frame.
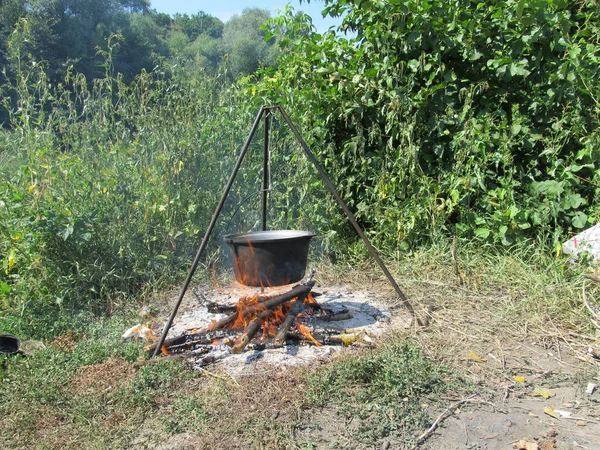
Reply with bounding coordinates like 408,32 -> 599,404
311,312 -> 353,322
231,309 -> 276,354
208,281 -> 315,331
241,281 -> 315,320
274,293 -> 310,345
285,331 -> 345,346
147,328 -> 242,357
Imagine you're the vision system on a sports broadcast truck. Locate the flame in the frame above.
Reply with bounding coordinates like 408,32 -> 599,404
160,345 -> 169,356
260,304 -> 290,338
295,321 -> 323,347
304,292 -> 318,305
234,241 -> 265,287
205,241 -> 324,349
207,288 -> 310,344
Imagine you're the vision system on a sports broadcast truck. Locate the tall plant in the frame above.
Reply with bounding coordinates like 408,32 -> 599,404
0,29 -> 254,336
255,0 -> 600,251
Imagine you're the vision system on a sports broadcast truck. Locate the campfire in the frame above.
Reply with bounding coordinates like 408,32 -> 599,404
150,105 -> 417,360
149,275 -> 372,367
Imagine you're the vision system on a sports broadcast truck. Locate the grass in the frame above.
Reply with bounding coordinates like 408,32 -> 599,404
303,341 -> 454,446
1,241 -> 596,449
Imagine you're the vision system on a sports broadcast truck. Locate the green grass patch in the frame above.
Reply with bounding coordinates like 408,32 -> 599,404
0,309 -> 212,449
305,341 -> 458,446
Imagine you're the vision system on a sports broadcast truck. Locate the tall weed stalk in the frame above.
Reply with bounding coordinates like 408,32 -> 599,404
0,31 -> 254,337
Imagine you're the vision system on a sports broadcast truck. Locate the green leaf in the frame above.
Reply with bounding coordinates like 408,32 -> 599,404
474,228 -> 491,239
407,59 -> 419,72
532,180 -> 564,197
572,212 -> 588,229
563,194 -> 584,210
0,281 -> 11,295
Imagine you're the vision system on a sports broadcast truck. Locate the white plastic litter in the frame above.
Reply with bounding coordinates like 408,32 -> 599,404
562,223 -> 600,261
122,324 -> 156,342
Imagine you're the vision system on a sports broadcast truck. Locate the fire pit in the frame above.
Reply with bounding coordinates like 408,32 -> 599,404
151,105 -> 416,358
152,280 -> 322,356
149,276 -> 412,374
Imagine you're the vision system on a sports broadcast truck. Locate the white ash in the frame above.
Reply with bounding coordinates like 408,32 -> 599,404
160,283 -> 412,376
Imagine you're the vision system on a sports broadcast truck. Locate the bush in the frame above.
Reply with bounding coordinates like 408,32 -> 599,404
255,0 -> 600,251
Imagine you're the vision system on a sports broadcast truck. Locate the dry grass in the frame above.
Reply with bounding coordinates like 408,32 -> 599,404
69,357 -> 136,395
2,242 -> 599,449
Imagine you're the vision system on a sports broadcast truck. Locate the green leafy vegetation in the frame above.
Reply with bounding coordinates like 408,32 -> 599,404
257,0 -> 600,249
305,342 -> 451,445
0,32 -> 253,337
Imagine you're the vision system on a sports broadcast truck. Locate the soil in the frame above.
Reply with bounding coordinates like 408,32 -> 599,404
142,273 -> 600,449
69,357 -> 135,394
417,339 -> 600,450
289,283 -> 600,450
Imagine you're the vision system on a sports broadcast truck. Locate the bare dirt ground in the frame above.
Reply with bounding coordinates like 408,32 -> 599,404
413,308 -> 600,450
357,280 -> 599,450
288,314 -> 600,450
143,262 -> 600,450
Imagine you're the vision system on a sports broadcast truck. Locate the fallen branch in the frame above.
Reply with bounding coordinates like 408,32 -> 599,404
146,328 -> 242,356
311,312 -> 353,322
134,349 -> 210,367
412,394 -> 478,448
231,309 -> 276,354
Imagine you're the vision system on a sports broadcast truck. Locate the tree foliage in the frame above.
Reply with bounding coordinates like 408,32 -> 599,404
222,8 -> 279,76
255,0 -> 600,249
0,2 -> 276,86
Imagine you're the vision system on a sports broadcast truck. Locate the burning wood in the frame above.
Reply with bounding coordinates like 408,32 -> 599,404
147,328 -> 242,357
231,309 -> 275,354
208,281 -> 316,330
156,279 -> 362,359
274,293 -> 311,345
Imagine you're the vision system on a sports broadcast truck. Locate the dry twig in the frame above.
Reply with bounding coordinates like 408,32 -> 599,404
412,393 -> 477,448
582,279 -> 600,330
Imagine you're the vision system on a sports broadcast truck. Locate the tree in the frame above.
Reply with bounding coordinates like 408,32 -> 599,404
1,0 -> 162,82
222,8 -> 278,77
172,12 -> 224,41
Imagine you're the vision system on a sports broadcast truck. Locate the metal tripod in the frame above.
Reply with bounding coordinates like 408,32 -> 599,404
152,105 -> 418,357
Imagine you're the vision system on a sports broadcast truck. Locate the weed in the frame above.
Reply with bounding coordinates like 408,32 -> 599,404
305,341 -> 453,446
163,395 -> 214,434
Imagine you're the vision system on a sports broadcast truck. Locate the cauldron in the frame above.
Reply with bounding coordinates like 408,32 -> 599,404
224,230 -> 314,286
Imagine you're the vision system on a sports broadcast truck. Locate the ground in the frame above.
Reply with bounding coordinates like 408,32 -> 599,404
135,255 -> 600,449
3,249 -> 600,449
409,279 -> 600,450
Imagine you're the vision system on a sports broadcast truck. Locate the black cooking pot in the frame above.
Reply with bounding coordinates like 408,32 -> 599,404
0,334 -> 21,355
223,230 -> 315,287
